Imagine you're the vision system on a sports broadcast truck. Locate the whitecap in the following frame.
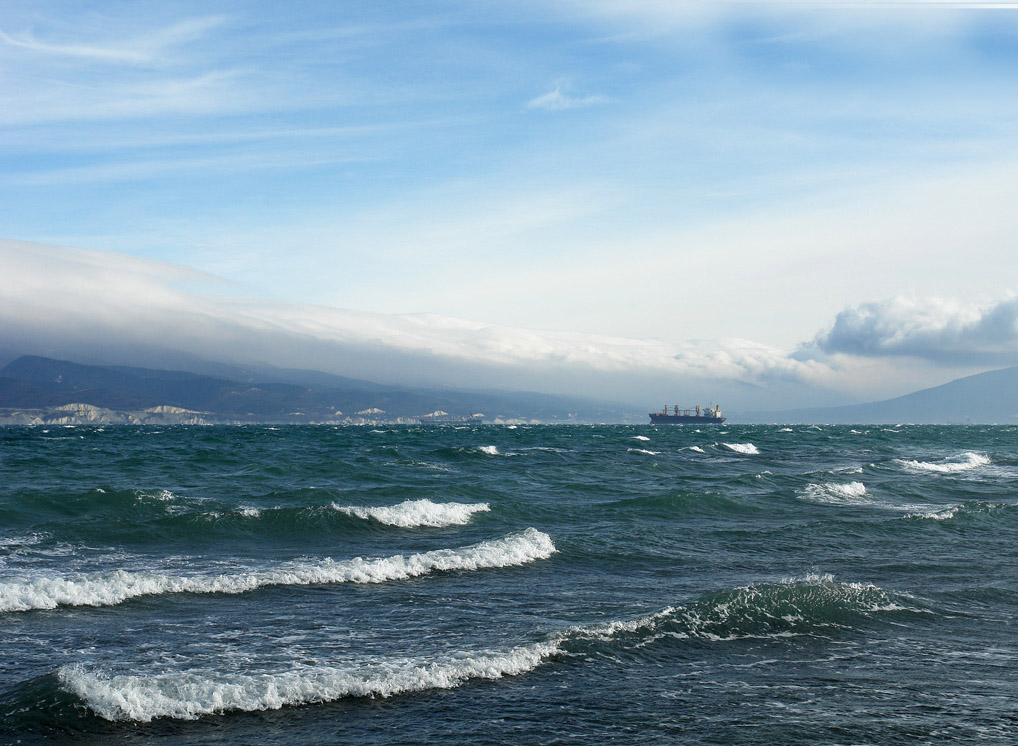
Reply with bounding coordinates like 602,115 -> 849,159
895,452 -> 990,474
0,533 -> 47,550
801,481 -> 869,505
477,445 -> 499,456
60,640 -> 561,722
722,443 -> 759,455
627,448 -> 661,455
686,446 -> 705,453
631,435 -> 651,442
0,528 -> 555,613
331,498 -> 490,528
903,506 -> 960,520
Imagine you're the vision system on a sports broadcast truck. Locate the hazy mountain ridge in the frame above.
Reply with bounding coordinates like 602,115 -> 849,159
736,365 -> 1018,424
0,355 -> 636,424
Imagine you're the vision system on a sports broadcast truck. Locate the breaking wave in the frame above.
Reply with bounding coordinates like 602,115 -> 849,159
569,573 -> 920,645
722,443 -> 759,455
628,448 -> 661,456
895,452 -> 990,474
47,574 -> 920,723
477,445 -> 499,456
57,642 -> 561,722
801,481 -> 869,505
902,501 -> 1018,522
330,499 -> 490,528
0,529 -> 555,613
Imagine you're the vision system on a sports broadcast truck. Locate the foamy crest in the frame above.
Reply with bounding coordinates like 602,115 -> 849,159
687,446 -> 705,453
60,641 -> 561,722
332,499 -> 491,528
903,506 -> 960,520
627,448 -> 661,455
722,443 -> 759,455
568,573 -> 917,646
895,452 -> 990,474
477,445 -> 499,455
801,481 -> 869,505
0,529 -> 555,613
631,435 -> 651,441
0,533 -> 46,549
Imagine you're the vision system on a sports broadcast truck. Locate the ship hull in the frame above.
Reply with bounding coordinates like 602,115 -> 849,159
649,414 -> 726,424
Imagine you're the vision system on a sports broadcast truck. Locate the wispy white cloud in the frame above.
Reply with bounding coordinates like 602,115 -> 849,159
0,16 -> 226,64
527,85 -> 608,111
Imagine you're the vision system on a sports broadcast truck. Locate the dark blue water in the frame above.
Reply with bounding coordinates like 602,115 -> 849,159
2,424 -> 1017,744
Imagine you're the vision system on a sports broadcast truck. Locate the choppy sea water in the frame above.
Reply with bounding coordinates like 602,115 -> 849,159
2,424 -> 1017,745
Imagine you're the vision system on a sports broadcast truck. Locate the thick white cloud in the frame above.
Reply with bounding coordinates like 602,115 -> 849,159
0,239 -> 834,408
811,295 -> 1018,363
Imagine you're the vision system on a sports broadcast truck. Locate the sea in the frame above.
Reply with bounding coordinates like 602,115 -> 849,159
1,424 -> 1017,745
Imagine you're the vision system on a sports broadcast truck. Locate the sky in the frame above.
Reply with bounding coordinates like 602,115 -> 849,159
2,0 -> 1018,411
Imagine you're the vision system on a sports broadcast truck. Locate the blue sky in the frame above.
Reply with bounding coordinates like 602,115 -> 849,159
3,1 -> 1018,407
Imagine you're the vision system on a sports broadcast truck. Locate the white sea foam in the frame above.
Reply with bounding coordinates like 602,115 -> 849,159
687,446 -> 705,453
237,507 -> 261,518
628,448 -> 661,455
0,528 -> 554,613
0,533 -> 46,549
631,435 -> 651,441
60,641 -> 562,722
778,428 -> 793,433
477,445 -> 499,455
801,481 -> 869,505
722,442 -> 759,455
895,452 -> 990,474
331,498 -> 491,528
903,506 -> 960,520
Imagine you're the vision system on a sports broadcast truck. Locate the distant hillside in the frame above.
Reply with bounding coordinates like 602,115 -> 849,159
0,355 -> 634,423
741,365 -> 1018,424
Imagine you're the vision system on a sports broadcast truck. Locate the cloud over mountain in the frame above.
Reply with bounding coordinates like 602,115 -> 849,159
0,239 -> 834,408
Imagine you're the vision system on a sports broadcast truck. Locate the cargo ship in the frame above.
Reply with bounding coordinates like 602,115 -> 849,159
649,404 -> 725,424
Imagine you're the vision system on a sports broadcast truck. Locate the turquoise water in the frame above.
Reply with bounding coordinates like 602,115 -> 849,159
2,424 -> 1017,744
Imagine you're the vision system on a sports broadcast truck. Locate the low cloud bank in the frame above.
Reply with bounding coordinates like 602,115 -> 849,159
811,295 -> 1018,364
0,239 -> 836,408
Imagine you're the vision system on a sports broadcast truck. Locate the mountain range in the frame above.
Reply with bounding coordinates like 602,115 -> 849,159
736,365 -> 1018,424
2,354 -> 1016,425
0,355 -> 636,424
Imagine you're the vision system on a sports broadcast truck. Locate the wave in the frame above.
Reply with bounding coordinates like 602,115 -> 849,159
47,574 -> 920,723
57,641 -> 562,722
569,573 -> 920,645
722,442 -> 759,455
0,528 -> 555,613
800,481 -> 869,505
903,505 -> 960,520
895,452 -> 990,474
330,499 -> 490,528
2,489 -> 493,543
627,448 -> 661,456
477,445 -> 499,455
631,435 -> 651,442
686,446 -> 705,453
902,501 -> 1018,522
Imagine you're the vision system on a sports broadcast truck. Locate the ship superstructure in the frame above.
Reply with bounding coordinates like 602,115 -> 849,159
649,404 -> 725,424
